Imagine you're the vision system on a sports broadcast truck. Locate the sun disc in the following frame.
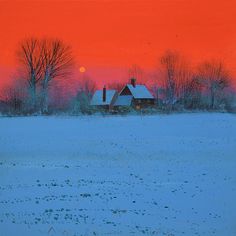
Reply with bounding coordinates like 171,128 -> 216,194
79,66 -> 86,73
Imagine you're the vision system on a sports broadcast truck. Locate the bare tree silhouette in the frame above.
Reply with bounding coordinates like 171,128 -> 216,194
40,39 -> 74,113
160,50 -> 182,107
128,64 -> 144,83
196,60 -> 230,108
17,38 -> 44,110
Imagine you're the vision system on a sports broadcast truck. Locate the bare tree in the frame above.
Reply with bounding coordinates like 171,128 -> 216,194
73,76 -> 96,114
128,64 -> 144,83
17,38 -> 74,113
160,50 -> 182,107
176,62 -> 194,107
149,70 -> 163,107
107,81 -> 125,92
77,75 -> 96,98
159,50 -> 197,109
40,39 -> 74,113
196,60 -> 230,109
17,38 -> 44,110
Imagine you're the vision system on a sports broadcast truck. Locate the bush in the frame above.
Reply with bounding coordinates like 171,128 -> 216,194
71,91 -> 94,114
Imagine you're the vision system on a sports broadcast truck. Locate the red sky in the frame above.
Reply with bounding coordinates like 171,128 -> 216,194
0,0 -> 236,88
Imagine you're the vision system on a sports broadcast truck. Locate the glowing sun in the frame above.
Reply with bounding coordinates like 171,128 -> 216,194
79,66 -> 86,73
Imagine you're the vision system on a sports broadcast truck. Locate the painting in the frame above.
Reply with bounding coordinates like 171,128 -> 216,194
0,1 -> 236,235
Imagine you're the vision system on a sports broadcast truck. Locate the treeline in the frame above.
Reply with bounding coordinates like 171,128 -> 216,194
0,38 -> 236,115
152,50 -> 235,111
0,38 -> 74,115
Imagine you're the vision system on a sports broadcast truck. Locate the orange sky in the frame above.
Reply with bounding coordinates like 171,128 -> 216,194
0,0 -> 236,88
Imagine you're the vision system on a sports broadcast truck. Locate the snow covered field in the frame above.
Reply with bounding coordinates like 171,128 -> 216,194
0,113 -> 236,236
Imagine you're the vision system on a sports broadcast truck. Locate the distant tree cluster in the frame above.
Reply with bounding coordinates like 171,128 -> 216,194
0,40 -> 235,115
71,76 -> 96,114
152,50 -> 235,111
0,38 -> 74,114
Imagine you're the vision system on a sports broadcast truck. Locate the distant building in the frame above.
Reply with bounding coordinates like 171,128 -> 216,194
90,86 -> 118,110
90,78 -> 154,111
118,78 -> 154,109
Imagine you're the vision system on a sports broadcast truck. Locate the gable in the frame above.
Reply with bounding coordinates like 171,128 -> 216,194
120,86 -> 132,96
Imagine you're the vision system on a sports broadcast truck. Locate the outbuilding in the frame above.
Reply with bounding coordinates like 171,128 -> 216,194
90,86 -> 118,111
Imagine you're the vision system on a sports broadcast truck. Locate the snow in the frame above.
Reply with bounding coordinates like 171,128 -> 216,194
125,84 -> 154,99
114,95 -> 133,106
90,89 -> 117,106
0,113 -> 236,236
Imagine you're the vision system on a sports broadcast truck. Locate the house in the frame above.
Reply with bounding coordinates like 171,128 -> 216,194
90,86 -> 118,110
118,78 -> 155,109
90,78 -> 155,111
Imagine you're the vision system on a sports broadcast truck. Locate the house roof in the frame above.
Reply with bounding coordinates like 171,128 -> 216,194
125,84 -> 154,99
90,90 -> 117,106
114,95 -> 133,106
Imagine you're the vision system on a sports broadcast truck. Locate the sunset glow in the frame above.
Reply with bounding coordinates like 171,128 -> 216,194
0,0 -> 236,88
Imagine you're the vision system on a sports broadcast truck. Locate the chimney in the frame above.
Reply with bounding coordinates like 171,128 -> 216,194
131,78 -> 136,87
102,86 -> 106,102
